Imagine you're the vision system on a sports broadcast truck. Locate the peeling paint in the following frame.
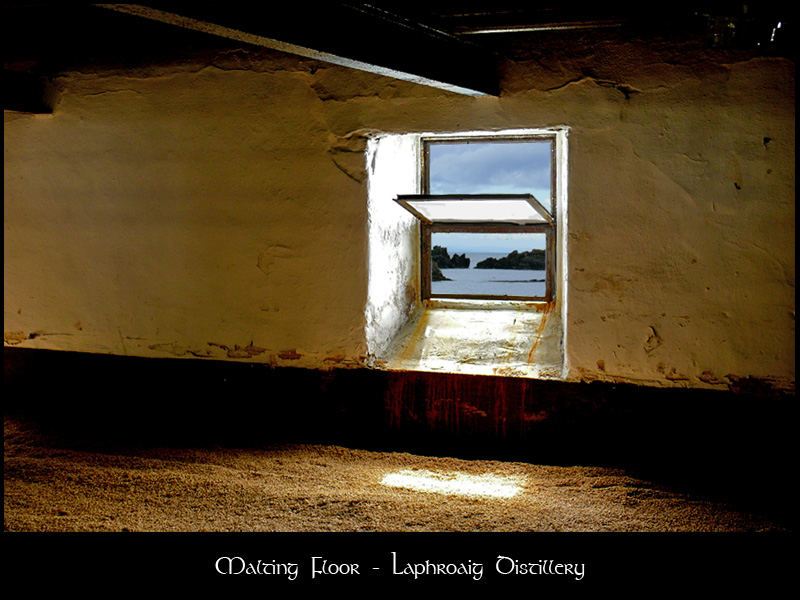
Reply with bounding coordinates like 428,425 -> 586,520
665,369 -> 690,381
4,332 -> 27,345
208,342 -> 267,359
148,342 -> 215,358
256,246 -> 295,278
643,327 -> 663,354
698,371 -> 725,385
326,129 -> 377,184
4,331 -> 73,345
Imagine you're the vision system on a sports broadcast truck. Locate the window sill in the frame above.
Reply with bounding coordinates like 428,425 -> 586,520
426,298 -> 551,312
377,301 -> 564,379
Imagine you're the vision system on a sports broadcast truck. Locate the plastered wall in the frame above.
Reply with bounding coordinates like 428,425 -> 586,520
4,42 -> 795,390
365,133 -> 421,359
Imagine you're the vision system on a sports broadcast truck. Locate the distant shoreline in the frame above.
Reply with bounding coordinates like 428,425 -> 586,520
433,247 -> 546,271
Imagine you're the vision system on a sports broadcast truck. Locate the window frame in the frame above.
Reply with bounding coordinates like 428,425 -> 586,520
408,133 -> 558,302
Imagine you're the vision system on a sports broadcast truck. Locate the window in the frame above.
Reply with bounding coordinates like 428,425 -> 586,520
395,134 -> 557,301
366,128 -> 568,376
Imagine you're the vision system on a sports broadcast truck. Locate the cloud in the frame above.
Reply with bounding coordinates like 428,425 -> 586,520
429,141 -> 551,205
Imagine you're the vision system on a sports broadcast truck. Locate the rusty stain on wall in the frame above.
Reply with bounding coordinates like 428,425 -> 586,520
527,302 -> 553,363
393,309 -> 431,366
384,370 -> 575,441
380,367 -> 794,449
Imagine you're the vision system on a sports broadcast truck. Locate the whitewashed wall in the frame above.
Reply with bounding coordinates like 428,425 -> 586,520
4,47 -> 795,389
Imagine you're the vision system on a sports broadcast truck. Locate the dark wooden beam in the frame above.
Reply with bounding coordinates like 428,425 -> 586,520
95,3 -> 500,96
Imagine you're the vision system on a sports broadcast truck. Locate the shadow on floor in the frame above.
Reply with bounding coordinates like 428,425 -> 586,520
4,347 -> 795,529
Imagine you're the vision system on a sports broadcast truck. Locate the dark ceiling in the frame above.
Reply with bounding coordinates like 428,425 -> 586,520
2,2 -> 793,109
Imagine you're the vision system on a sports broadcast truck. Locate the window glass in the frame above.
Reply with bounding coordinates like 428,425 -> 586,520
428,140 -> 552,213
397,195 -> 550,224
431,232 -> 547,298
390,135 -> 557,301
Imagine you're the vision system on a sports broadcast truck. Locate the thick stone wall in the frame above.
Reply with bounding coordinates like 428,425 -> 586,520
4,37 -> 795,390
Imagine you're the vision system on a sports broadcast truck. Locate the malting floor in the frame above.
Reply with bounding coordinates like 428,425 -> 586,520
3,416 -> 787,533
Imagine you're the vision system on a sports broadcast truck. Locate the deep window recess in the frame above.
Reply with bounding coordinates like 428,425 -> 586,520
395,135 -> 556,301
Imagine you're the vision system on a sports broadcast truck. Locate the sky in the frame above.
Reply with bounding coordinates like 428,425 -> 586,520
429,140 -> 550,253
433,232 -> 545,255
429,140 -> 551,205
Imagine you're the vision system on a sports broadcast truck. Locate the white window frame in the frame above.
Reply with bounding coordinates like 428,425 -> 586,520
396,129 -> 567,304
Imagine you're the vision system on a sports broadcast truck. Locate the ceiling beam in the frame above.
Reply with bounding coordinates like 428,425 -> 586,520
95,3 -> 499,96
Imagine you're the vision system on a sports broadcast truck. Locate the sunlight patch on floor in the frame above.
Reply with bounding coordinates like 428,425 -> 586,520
380,469 -> 524,499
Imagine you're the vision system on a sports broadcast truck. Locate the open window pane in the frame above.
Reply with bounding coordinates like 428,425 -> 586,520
431,232 -> 547,299
428,140 -> 553,214
396,194 -> 551,224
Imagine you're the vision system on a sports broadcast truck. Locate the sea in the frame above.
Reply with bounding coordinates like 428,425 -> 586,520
432,251 -> 546,298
